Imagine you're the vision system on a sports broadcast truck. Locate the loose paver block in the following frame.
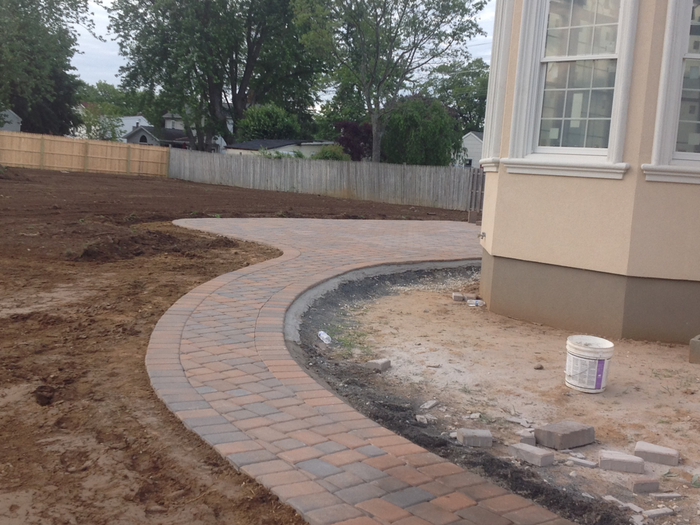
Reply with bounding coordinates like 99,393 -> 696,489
569,457 -> 597,468
452,293 -> 465,301
518,429 -> 536,446
642,507 -> 674,518
456,428 -> 492,448
599,451 -> 644,473
534,421 -> 594,450
690,335 -> 700,364
650,492 -> 682,500
634,441 -> 680,466
144,219 -> 570,525
629,476 -> 659,493
508,443 -> 555,467
365,359 -> 391,372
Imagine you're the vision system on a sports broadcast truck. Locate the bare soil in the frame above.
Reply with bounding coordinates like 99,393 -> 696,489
0,168 -> 468,525
296,268 -> 700,525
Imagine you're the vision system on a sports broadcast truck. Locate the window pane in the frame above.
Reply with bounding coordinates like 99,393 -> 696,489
592,24 -> 617,54
545,62 -> 570,89
683,59 -> 700,90
546,28 -> 570,56
568,26 -> 594,56
676,121 -> 700,153
569,61 -> 594,88
592,59 -> 617,87
571,0 -> 597,26
679,90 -> 700,123
690,1 -> 700,53
589,89 -> 614,118
565,90 -> 590,119
549,0 -> 572,27
595,0 -> 620,25
542,90 -> 566,118
562,120 -> 587,147
585,120 -> 611,148
540,120 -> 563,146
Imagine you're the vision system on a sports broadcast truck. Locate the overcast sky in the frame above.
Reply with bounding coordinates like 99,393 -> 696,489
71,1 -> 496,86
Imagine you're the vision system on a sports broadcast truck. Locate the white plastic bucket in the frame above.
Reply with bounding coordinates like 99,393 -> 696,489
565,335 -> 614,393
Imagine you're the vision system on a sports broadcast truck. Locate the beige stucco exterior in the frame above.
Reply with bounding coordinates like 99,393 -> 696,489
480,0 -> 700,342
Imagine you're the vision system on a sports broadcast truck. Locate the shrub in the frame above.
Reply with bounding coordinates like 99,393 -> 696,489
310,144 -> 350,161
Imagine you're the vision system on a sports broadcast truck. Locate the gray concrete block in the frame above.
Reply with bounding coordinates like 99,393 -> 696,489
629,476 -> 659,493
634,441 -> 680,466
690,335 -> 700,364
642,507 -> 673,518
452,292 -> 465,301
508,443 -> 555,467
365,358 -> 391,372
650,492 -> 682,500
518,429 -> 536,446
456,428 -> 492,448
534,421 -> 595,450
599,451 -> 645,473
570,457 -> 597,468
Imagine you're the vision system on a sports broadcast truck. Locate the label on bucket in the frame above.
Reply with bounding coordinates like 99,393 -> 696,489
565,353 -> 608,391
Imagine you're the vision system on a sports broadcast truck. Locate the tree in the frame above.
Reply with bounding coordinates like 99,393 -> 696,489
382,97 -> 462,166
295,0 -> 485,162
237,104 -> 301,141
335,121 -> 372,161
423,59 -> 489,134
78,102 -> 124,141
110,0 -> 324,148
77,81 -> 149,117
0,0 -> 91,133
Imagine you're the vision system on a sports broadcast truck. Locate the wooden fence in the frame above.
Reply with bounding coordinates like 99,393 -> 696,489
169,149 -> 485,212
0,131 -> 168,177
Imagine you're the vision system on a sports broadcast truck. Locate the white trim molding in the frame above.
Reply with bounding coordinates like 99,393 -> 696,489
480,0 -> 515,169
642,0 -> 700,184
505,0 -> 638,179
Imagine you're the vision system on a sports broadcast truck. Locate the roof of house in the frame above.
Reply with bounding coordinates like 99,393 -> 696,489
1,109 -> 21,122
464,131 -> 484,141
122,125 -> 187,143
226,139 -> 304,151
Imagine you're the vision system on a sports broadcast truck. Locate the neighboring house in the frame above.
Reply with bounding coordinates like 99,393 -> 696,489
461,131 -> 483,167
117,116 -> 152,141
0,110 -> 22,132
479,0 -> 700,343
225,139 -> 335,157
122,125 -> 189,148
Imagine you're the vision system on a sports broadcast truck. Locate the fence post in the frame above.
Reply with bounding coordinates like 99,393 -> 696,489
39,135 -> 45,169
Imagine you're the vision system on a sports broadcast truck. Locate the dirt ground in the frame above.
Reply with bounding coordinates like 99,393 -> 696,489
0,168 -> 468,525
296,268 -> 700,524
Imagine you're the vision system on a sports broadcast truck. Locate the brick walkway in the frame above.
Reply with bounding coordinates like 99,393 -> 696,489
146,219 -> 574,525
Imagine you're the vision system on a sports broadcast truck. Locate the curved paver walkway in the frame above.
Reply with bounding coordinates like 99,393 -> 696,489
146,219 -> 574,525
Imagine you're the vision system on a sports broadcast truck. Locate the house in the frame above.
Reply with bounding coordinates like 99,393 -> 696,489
461,131 -> 483,167
0,110 -> 22,132
478,0 -> 700,343
122,113 -> 228,152
225,139 -> 335,157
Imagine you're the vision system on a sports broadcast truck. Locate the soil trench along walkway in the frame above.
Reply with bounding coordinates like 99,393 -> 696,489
146,219 -> 570,525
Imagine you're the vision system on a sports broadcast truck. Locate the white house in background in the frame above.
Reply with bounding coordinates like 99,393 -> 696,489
0,110 -> 22,132
116,116 -> 152,141
225,139 -> 335,157
461,131 -> 484,167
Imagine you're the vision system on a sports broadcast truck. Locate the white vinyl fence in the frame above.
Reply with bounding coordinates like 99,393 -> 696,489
169,149 -> 485,212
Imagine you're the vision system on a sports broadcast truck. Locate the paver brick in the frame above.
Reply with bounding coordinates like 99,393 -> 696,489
324,471 -> 365,490
456,428 -> 492,448
439,472 -> 485,489
479,494 -> 532,514
335,483 -> 387,505
273,480 -> 326,500
456,505 -> 514,525
418,462 -> 464,479
432,492 -> 477,512
599,450 -> 645,473
419,481 -> 454,497
385,466 -> 432,486
629,476 -> 660,493
322,450 -> 368,467
534,421 -> 595,450
508,443 -> 555,467
382,487 -> 434,508
405,502 -> 460,525
458,482 -> 509,501
297,459 -> 344,478
634,441 -> 680,466
306,503 -> 363,525
356,498 -> 411,522
502,505 -> 559,525
343,462 -> 388,482
363,454 -> 406,471
286,492 -> 343,513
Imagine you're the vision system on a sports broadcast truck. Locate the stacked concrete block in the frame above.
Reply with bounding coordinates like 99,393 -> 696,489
534,421 -> 595,450
456,428 -> 492,448
599,451 -> 645,473
518,428 -> 536,446
634,441 -> 680,466
508,443 -> 555,467
629,476 -> 659,493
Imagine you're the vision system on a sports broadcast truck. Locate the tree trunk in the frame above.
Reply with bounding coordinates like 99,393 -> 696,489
371,111 -> 382,163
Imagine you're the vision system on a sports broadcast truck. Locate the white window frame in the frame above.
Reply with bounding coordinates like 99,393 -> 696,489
502,0 -> 638,179
643,0 -> 700,184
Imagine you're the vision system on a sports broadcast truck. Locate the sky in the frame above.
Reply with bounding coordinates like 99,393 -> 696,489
71,1 -> 496,87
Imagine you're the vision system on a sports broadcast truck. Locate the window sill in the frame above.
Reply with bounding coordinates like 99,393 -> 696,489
502,155 -> 629,179
479,157 -> 500,172
642,164 -> 700,184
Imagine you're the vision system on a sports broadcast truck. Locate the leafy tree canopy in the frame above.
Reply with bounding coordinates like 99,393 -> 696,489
422,58 -> 489,134
294,0 -> 485,162
382,97 -> 462,166
109,0 -> 324,148
0,0 -> 91,132
237,104 -> 301,141
77,81 -> 150,117
335,121 -> 372,161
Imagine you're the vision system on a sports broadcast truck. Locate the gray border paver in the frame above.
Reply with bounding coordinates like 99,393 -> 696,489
146,219 -> 570,525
